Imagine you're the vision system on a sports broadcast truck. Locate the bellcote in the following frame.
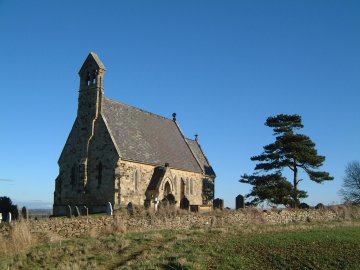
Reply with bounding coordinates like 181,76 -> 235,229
78,52 -> 106,89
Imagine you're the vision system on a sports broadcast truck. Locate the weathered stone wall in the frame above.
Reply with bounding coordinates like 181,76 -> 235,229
2,206 -> 359,239
117,160 -> 203,207
54,114 -> 120,215
86,116 -> 119,208
117,161 -> 154,206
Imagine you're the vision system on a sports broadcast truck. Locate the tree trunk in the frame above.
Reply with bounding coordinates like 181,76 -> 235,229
293,163 -> 298,208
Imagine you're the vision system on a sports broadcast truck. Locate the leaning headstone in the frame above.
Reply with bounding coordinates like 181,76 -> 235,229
236,195 -> 245,210
74,206 -> 81,217
21,206 -> 29,220
127,202 -> 134,215
82,206 -> 89,216
106,202 -> 113,216
213,198 -> 224,210
66,205 -> 72,218
6,212 -> 12,223
180,197 -> 190,210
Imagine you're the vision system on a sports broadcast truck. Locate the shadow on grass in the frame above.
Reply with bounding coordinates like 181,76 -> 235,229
163,256 -> 189,270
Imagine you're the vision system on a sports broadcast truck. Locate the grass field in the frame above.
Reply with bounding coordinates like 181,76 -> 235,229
1,220 -> 360,269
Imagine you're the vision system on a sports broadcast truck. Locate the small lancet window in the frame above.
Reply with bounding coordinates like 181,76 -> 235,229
173,176 -> 177,192
134,170 -> 139,191
97,162 -> 102,187
92,70 -> 97,84
190,178 -> 194,195
70,164 -> 76,187
186,178 -> 190,195
86,71 -> 91,86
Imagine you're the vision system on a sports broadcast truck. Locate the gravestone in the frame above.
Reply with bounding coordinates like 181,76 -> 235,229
127,202 -> 134,215
66,205 -> 72,218
161,198 -> 169,208
82,206 -> 89,216
144,200 -> 151,209
21,206 -> 29,220
213,198 -> 224,210
315,203 -> 325,209
106,202 -> 113,216
236,195 -> 245,210
153,197 -> 159,211
299,203 -> 310,209
74,206 -> 81,217
0,213 -> 2,222
6,212 -> 12,223
180,197 -> 190,210
13,208 -> 20,220
166,194 -> 176,205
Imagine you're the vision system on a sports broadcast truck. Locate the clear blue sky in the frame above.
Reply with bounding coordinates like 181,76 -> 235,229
0,0 -> 359,209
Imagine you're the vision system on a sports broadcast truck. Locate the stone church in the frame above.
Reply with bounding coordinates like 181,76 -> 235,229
53,52 -> 216,215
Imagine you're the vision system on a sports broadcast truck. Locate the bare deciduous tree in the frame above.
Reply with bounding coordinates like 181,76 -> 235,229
340,161 -> 360,204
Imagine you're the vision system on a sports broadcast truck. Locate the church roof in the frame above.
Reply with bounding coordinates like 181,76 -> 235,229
186,138 -> 216,177
102,97 -> 203,173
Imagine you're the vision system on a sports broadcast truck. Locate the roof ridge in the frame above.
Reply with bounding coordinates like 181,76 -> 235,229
104,96 -> 172,122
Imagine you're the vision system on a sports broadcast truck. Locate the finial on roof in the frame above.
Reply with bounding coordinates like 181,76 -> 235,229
195,134 -> 198,141
172,113 -> 176,121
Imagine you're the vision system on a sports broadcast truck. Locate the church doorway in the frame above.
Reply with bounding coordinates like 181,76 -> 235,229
164,181 -> 171,196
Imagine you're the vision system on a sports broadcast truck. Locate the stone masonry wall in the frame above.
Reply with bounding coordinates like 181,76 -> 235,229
1,206 -> 359,239
117,160 -> 204,207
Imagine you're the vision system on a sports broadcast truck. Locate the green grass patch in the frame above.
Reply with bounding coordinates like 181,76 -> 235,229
1,220 -> 360,269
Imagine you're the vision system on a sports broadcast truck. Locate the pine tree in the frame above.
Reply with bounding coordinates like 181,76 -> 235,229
240,114 -> 333,207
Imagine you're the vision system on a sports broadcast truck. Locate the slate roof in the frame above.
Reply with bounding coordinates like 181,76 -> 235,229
102,97 -> 203,173
186,139 -> 216,177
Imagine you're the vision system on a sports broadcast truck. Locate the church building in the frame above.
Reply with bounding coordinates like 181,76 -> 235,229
53,52 -> 216,215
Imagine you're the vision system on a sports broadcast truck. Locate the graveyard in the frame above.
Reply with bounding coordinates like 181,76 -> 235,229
1,203 -> 360,269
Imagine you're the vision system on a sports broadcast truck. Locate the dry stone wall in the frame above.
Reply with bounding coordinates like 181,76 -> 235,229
1,205 -> 359,239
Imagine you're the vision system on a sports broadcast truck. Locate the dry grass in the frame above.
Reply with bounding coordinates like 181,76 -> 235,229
0,221 -> 36,256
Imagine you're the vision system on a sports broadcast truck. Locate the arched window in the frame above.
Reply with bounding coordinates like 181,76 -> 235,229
180,178 -> 185,199
134,170 -> 139,191
92,70 -> 97,84
97,162 -> 102,187
86,71 -> 91,86
164,181 -> 171,196
186,178 -> 190,195
70,164 -> 76,187
173,176 -> 177,193
190,178 -> 194,195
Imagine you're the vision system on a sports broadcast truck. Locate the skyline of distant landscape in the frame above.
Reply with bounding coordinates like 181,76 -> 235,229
0,1 -> 359,208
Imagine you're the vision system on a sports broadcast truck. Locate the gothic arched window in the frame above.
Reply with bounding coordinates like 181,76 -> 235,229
173,176 -> 177,193
70,164 -> 76,187
164,181 -> 171,196
186,178 -> 190,195
97,162 -> 102,187
190,178 -> 194,195
134,170 -> 139,191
